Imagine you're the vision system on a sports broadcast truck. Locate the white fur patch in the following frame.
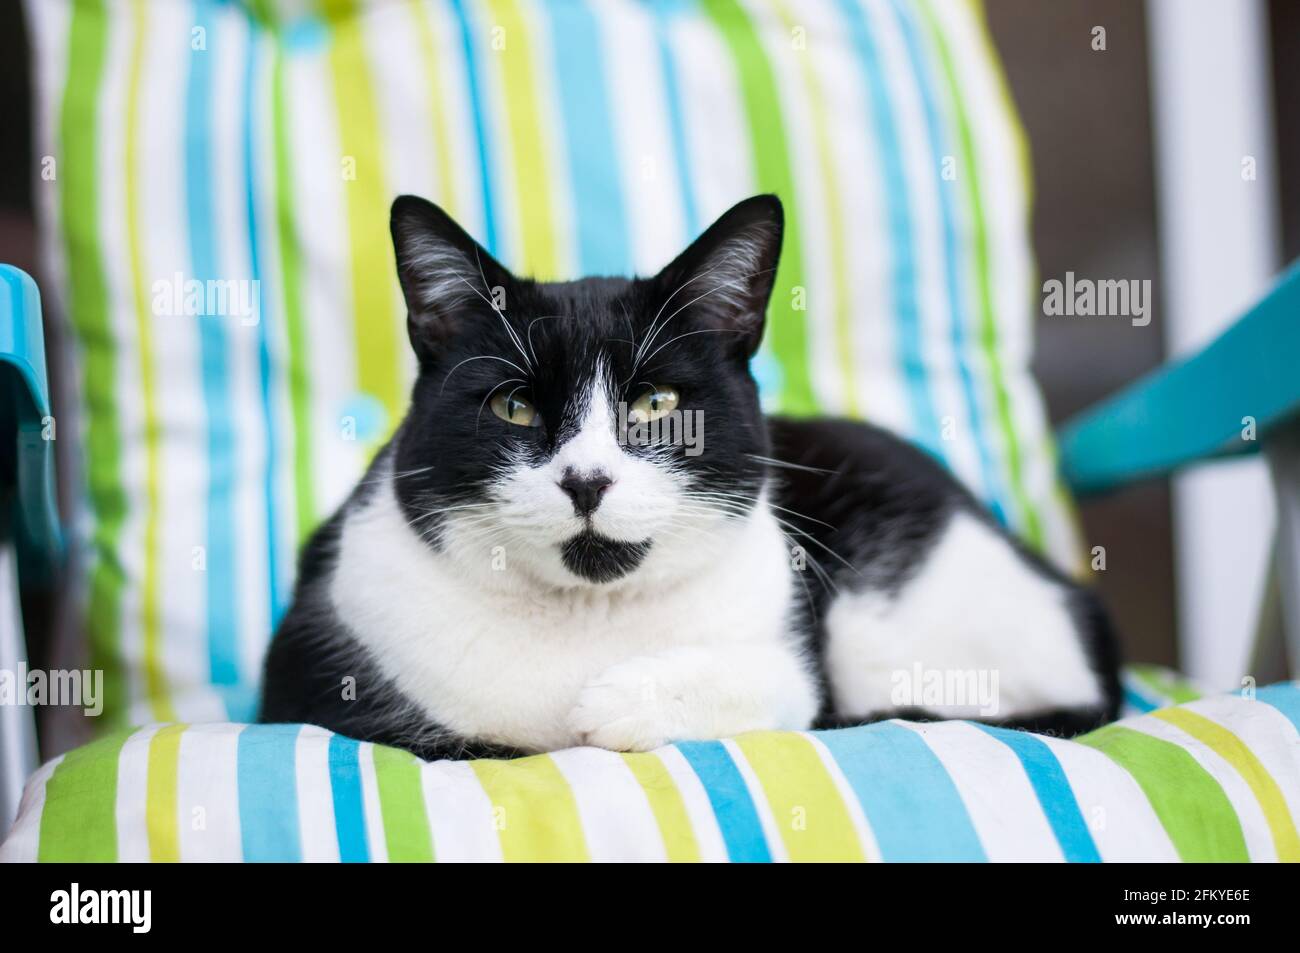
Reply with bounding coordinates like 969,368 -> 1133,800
823,510 -> 1102,719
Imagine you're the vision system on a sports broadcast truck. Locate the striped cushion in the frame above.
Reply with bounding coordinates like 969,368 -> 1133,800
6,680 -> 1299,862
27,0 -> 1079,725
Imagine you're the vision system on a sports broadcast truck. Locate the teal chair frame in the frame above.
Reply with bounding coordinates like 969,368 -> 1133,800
2,260 -> 1299,830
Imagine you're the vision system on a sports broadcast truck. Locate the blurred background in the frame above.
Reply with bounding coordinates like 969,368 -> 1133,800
1,0 -> 1295,689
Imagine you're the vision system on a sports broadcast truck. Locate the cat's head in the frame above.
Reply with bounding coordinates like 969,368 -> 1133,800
388,194 -> 782,588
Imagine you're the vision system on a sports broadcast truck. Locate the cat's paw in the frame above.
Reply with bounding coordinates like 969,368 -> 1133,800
566,655 -> 687,752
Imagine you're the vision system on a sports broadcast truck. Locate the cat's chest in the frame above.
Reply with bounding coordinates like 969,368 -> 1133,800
329,489 -> 794,750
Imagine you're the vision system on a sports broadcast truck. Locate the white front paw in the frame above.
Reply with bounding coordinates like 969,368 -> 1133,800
566,655 -> 685,752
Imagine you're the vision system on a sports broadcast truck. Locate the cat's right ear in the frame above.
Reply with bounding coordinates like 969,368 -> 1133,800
390,195 -> 512,364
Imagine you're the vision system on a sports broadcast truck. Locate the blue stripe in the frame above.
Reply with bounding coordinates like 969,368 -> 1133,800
884,0 -> 1007,524
648,1 -> 699,237
975,725 -> 1101,862
243,14 -> 286,669
675,741 -> 771,862
817,723 -> 987,861
837,0 -> 943,463
236,724 -> 302,861
328,734 -> 370,862
448,0 -> 500,257
1123,683 -> 1158,714
547,0 -> 631,275
1257,684 -> 1300,734
186,0 -> 240,688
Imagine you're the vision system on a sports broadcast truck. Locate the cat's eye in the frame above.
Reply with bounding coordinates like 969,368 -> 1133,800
628,385 -> 680,425
490,390 -> 541,427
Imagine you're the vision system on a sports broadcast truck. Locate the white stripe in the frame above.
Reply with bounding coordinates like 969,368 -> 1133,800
0,753 -> 64,862
670,9 -> 756,234
294,725 -> 341,863
903,721 -> 1064,861
114,724 -> 160,862
549,748 -> 668,862
177,723 -> 243,861
358,743 -> 389,862
420,760 -> 503,862
599,0 -> 687,274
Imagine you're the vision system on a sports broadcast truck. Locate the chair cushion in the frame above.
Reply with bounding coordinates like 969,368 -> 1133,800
4,676 -> 1298,862
25,0 -> 1080,723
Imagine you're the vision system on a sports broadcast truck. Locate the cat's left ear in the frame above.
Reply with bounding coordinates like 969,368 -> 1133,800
652,194 -> 783,359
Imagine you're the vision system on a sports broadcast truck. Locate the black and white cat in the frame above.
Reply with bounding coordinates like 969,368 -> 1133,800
259,194 -> 1121,760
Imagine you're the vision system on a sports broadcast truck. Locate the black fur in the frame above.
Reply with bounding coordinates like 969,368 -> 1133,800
259,194 -> 1122,757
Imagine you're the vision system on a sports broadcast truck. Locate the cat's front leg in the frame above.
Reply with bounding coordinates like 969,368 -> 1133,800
566,643 -> 818,752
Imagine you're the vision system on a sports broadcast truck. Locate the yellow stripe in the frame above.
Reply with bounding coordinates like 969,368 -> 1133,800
124,0 -> 173,721
410,0 -> 459,220
1153,708 -> 1300,861
734,733 -> 864,862
483,0 -> 561,278
471,754 -> 590,862
145,724 -> 186,862
322,0 -> 405,427
621,752 -> 701,863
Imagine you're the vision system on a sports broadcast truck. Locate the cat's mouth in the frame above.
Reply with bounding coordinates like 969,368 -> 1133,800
559,530 -> 653,584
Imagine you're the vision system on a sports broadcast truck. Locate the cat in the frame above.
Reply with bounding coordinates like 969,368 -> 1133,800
258,193 -> 1121,760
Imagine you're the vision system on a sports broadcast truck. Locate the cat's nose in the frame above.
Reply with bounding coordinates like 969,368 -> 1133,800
559,470 -> 613,517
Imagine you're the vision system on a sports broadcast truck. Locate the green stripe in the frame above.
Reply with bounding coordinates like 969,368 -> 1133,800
734,733 -> 864,862
269,31 -> 317,543
410,0 -> 460,220
60,0 -> 127,726
1154,708 -> 1300,861
38,730 -> 135,862
321,0 -> 404,429
771,0 -> 857,415
915,0 -> 1041,548
701,0 -> 816,415
372,745 -> 435,862
472,754 -> 590,862
484,0 -> 561,278
124,0 -> 172,721
621,752 -> 700,862
146,724 -> 186,862
1079,724 -> 1249,861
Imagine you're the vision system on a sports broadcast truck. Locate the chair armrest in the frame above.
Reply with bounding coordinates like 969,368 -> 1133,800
1057,260 -> 1300,495
0,265 -> 61,578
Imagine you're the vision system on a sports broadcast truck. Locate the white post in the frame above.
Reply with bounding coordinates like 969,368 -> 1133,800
1146,0 -> 1282,688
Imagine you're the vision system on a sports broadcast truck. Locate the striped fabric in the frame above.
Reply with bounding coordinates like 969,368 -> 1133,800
26,0 -> 1080,725
5,681 -> 1299,862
